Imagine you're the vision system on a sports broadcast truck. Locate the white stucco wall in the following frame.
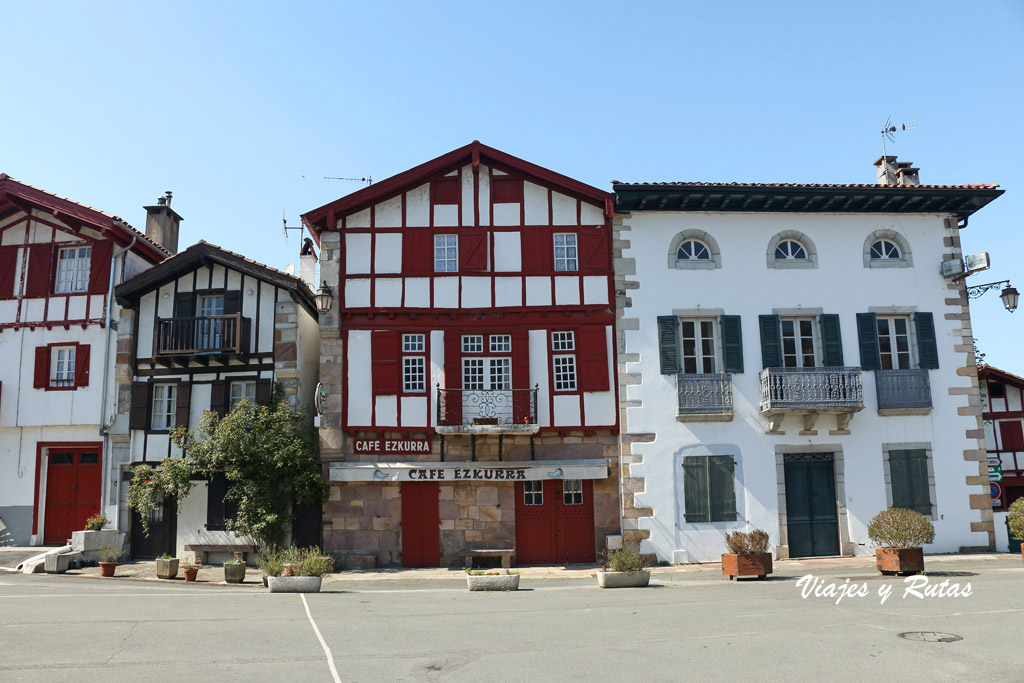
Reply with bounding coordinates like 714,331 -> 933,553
620,210 -> 987,561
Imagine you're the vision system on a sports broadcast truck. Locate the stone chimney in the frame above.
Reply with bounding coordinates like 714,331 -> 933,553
299,237 -> 318,288
896,161 -> 920,186
874,156 -> 921,186
144,191 -> 183,255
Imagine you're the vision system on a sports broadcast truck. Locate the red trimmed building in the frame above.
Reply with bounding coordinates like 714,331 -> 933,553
979,365 -> 1024,511
301,142 -> 621,567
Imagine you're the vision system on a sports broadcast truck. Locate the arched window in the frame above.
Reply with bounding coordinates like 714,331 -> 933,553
863,230 -> 911,268
677,240 -> 711,261
775,240 -> 807,260
870,238 -> 901,260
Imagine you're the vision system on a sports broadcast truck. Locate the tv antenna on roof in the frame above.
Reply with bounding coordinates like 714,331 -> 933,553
880,116 -> 917,160
282,208 -> 305,242
324,175 -> 372,185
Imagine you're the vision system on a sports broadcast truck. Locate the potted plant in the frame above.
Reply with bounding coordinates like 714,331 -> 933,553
258,546 -> 285,587
268,546 -> 334,593
224,552 -> 247,584
466,568 -> 521,591
868,507 -> 935,575
83,512 -> 110,532
98,545 -> 119,577
1007,497 -> 1024,565
182,561 -> 199,582
155,554 -> 179,580
596,548 -> 650,588
721,529 -> 773,581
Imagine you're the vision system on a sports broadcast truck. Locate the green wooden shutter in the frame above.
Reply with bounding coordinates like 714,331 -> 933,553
890,449 -> 932,516
856,313 -> 880,370
819,314 -> 844,367
720,315 -> 744,373
682,457 -> 710,523
915,312 -> 939,369
758,315 -> 782,369
708,455 -> 737,522
657,316 -> 680,375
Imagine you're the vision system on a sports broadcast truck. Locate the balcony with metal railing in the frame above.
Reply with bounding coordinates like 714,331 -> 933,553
759,366 -> 864,432
154,314 -> 251,365
435,385 -> 540,434
676,373 -> 733,421
875,368 -> 932,414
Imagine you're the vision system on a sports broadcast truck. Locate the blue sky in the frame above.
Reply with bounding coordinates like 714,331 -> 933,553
2,1 -> 1021,371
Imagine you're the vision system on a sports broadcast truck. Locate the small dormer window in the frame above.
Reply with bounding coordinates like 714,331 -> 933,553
55,246 -> 92,293
775,240 -> 807,260
870,239 -> 901,260
677,240 -> 711,261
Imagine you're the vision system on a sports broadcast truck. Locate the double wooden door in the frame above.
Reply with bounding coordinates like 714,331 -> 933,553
515,479 -> 595,564
43,447 -> 101,546
784,455 -> 840,557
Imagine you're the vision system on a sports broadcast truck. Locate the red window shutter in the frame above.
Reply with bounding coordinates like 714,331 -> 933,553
88,241 -> 113,294
442,331 -> 462,425
522,228 -> 553,274
0,246 -> 18,298
371,330 -> 400,395
576,325 -> 609,392
25,245 -> 53,297
459,230 -> 487,271
402,230 -> 432,275
34,346 -> 50,389
999,421 -> 1024,451
430,177 -> 459,205
512,330 -> 531,423
492,176 -> 523,204
74,344 -> 90,388
578,226 -> 609,272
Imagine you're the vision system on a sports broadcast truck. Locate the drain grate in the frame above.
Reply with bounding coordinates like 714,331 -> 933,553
898,632 -> 963,643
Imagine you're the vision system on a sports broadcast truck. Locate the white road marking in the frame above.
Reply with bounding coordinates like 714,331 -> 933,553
301,593 -> 342,683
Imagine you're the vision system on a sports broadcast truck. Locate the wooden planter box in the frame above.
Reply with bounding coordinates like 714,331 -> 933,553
597,570 -> 651,588
722,553 -> 773,580
156,558 -> 179,580
466,573 -> 520,591
875,547 -> 924,575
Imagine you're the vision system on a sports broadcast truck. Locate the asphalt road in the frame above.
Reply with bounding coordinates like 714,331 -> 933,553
1,558 -> 1022,682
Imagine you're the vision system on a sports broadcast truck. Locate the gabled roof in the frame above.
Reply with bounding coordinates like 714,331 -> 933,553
115,240 -> 318,318
978,364 -> 1024,389
0,173 -> 169,262
613,181 -> 1003,219
301,141 -> 614,243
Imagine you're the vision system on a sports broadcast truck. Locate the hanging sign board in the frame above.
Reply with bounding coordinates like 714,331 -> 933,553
352,439 -> 431,455
330,459 -> 609,482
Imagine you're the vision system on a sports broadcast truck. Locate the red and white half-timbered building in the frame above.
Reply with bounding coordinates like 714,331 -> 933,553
0,175 -> 168,546
302,142 -> 621,568
978,364 -> 1024,552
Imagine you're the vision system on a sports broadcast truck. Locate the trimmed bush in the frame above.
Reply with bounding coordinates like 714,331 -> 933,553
867,508 -> 935,549
725,529 -> 771,554
1008,497 -> 1024,542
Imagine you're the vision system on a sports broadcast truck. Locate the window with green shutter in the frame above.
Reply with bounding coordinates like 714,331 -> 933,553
657,316 -> 680,374
683,455 -> 737,523
888,449 -> 932,516
720,314 -> 743,373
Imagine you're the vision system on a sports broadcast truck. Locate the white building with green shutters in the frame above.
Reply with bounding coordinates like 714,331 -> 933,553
612,158 -> 1003,561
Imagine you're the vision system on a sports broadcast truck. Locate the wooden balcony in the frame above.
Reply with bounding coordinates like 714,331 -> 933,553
436,386 -> 540,434
154,314 -> 250,365
759,367 -> 864,433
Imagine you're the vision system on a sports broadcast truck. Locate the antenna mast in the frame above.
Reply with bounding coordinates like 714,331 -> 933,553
324,175 -> 373,185
880,116 -> 917,160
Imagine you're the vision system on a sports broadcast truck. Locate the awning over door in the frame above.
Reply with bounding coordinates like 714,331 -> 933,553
329,459 -> 609,483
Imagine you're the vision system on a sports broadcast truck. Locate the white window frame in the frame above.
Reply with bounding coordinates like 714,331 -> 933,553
563,479 -> 583,505
775,240 -> 807,261
462,335 -> 484,353
151,383 -> 177,431
50,345 -> 76,387
402,333 -> 426,394
554,233 -> 578,272
679,318 -> 718,374
524,480 -> 543,506
552,331 -> 575,352
876,315 -> 915,370
434,234 -> 458,272
780,317 -> 820,368
677,239 -> 711,262
870,239 -> 902,261
553,355 -> 577,392
54,245 -> 92,294
767,231 -> 817,269
489,335 -> 511,353
229,380 -> 257,409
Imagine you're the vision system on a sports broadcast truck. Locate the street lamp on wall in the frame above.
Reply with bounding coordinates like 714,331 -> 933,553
967,280 -> 1018,313
314,281 -> 333,314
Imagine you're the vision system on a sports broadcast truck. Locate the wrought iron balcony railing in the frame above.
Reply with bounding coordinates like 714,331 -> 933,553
436,386 -> 539,428
759,366 -> 864,412
875,368 -> 932,411
154,314 -> 250,357
676,373 -> 733,415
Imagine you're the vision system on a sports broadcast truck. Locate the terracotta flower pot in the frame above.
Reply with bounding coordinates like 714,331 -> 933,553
722,553 -> 773,580
99,562 -> 117,577
183,567 -> 199,582
875,547 -> 924,575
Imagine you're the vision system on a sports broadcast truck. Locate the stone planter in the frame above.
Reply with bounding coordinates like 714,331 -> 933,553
183,567 -> 199,582
156,558 -> 179,580
268,576 -> 323,593
596,570 -> 650,588
466,572 -> 520,591
99,562 -> 117,577
876,547 -> 924,575
722,553 -> 773,581
44,554 -> 71,574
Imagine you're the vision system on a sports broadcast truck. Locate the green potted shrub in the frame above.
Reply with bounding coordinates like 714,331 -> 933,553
258,546 -> 285,587
721,529 -> 773,581
597,548 -> 650,588
182,561 -> 199,582
155,554 -> 179,580
1007,497 -> 1024,565
223,552 -> 247,584
84,513 -> 110,532
98,545 -> 120,577
465,567 -> 520,591
268,547 -> 334,593
868,507 -> 935,575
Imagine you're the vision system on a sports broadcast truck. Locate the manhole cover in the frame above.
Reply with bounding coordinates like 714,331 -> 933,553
898,632 -> 963,643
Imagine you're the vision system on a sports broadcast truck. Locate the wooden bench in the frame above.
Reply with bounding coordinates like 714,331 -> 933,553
184,543 -> 256,564
464,549 -> 515,569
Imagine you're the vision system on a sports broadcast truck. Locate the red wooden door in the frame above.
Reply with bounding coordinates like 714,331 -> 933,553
400,482 -> 440,567
43,448 -> 101,545
515,480 -> 595,564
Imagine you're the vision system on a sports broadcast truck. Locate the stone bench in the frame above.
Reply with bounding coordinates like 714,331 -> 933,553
464,549 -> 515,569
184,544 -> 256,565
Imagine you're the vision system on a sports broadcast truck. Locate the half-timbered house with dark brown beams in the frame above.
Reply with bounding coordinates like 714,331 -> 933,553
301,141 -> 621,568
111,240 -> 320,559
0,175 -> 169,547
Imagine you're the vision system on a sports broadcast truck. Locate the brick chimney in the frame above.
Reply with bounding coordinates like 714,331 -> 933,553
144,191 -> 182,254
299,237 -> 318,288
